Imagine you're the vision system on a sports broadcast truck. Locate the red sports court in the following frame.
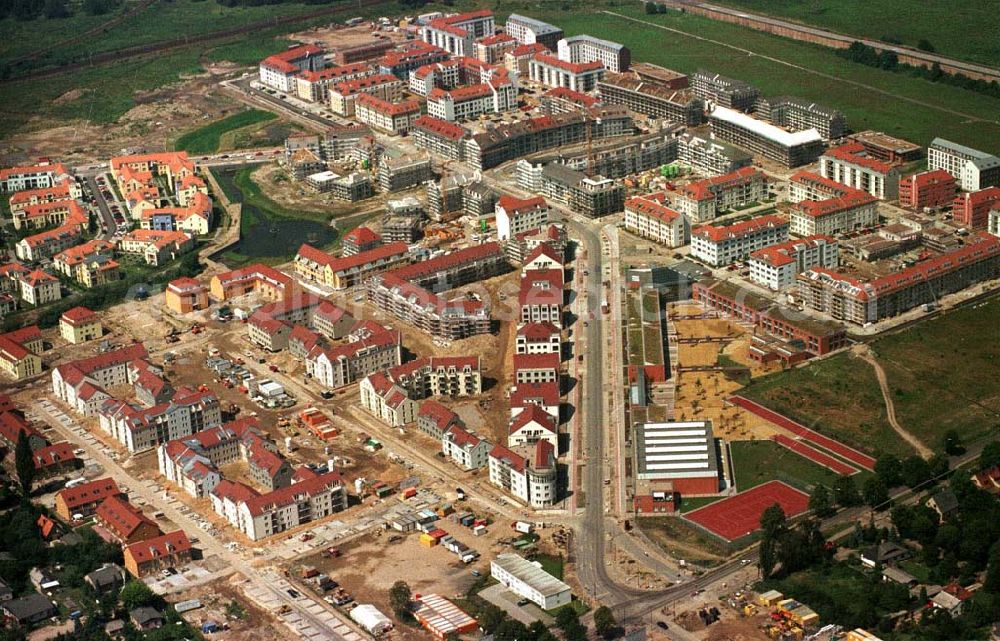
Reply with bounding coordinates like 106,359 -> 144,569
685,481 -> 810,541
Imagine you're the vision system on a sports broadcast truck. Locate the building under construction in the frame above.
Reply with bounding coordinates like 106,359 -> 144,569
516,161 -> 625,218
597,72 -> 704,126
524,130 -> 679,180
378,154 -> 434,192
755,95 -> 846,141
676,132 -> 753,177
426,171 -> 491,221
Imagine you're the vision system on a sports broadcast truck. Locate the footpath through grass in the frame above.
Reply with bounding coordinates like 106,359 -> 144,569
174,109 -> 277,154
709,0 -> 1000,68
742,299 -> 1000,459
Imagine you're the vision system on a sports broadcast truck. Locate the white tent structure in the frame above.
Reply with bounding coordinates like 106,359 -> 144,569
350,604 -> 393,636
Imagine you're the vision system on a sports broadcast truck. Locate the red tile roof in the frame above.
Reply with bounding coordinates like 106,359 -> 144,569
510,44 -> 547,57
796,192 -> 877,218
414,115 -> 468,141
678,167 -> 765,202
822,141 -> 897,174
355,93 -> 421,117
61,306 -> 98,325
124,530 -> 192,564
750,235 -> 836,268
510,404 -> 557,436
32,442 -> 77,470
543,86 -> 599,107
625,194 -> 682,223
242,470 -> 345,516
488,443 -> 526,473
344,226 -> 381,245
692,214 -> 788,243
512,352 -> 560,372
57,478 -> 121,511
517,321 -> 561,340
418,399 -> 461,431
389,242 -> 502,282
497,194 -> 547,215
532,53 -> 604,74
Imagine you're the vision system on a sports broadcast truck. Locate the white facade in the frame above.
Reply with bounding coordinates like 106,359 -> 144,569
496,197 -> 550,241
359,376 -> 418,427
790,196 -> 879,236
556,35 -> 628,73
690,216 -> 790,267
748,236 -> 839,290
427,81 -> 518,122
989,209 -> 1000,239
528,55 -> 604,92
490,554 -> 571,610
623,196 -> 688,248
441,426 -> 491,470
928,138 -> 1000,192
504,14 -> 561,46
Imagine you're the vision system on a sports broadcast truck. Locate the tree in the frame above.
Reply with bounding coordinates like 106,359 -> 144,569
388,581 -> 411,618
917,39 -> 936,52
594,606 -> 616,640
555,607 -> 580,630
563,621 -> 588,641
943,430 -> 965,456
43,0 -> 70,18
759,536 -> 777,578
984,541 -> 1000,593
120,580 -> 156,611
833,475 -> 861,507
14,432 -> 35,497
494,619 -> 530,641
478,604 -> 505,634
901,456 -> 931,488
760,503 -> 787,539
863,477 -> 889,509
980,441 -> 1000,470
809,485 -> 834,517
875,455 -> 903,487
644,1 -> 656,13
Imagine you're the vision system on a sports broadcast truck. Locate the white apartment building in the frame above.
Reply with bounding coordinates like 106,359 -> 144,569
989,209 -> 1000,239
421,10 -> 495,57
258,45 -> 324,92
623,194 -> 688,248
507,405 -> 558,449
490,553 -> 570,610
515,322 -> 561,355
488,442 -> 558,510
355,95 -> 422,136
496,195 -> 551,241
503,14 -> 562,49
556,35 -> 630,73
427,80 -> 517,121
441,425 -> 491,470
790,192 -> 879,236
305,331 -> 401,390
928,138 -> 1000,192
690,214 -> 789,267
528,54 -> 604,92
749,235 -> 839,290
819,142 -> 901,200
359,373 -> 418,427
98,391 -> 222,453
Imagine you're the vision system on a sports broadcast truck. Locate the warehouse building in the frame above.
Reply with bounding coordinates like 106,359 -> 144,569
634,421 -> 721,512
490,553 -> 571,610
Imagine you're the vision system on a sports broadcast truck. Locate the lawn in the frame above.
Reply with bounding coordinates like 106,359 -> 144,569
504,3 -> 1000,150
709,0 -> 1000,68
0,0 -> 328,71
173,109 -> 278,154
528,553 -> 564,580
743,300 -> 1000,459
741,351 -> 908,459
638,516 -> 732,564
730,440 -> 845,494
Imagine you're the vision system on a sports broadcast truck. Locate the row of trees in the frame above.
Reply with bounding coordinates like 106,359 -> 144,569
838,41 -> 1000,100
758,505 -> 829,579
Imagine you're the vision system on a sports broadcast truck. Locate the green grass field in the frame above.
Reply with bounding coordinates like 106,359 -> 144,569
742,300 -> 1000,459
522,4 -> 1000,150
710,0 -> 1000,68
173,109 -> 277,154
0,0 -> 326,69
730,440 -> 846,493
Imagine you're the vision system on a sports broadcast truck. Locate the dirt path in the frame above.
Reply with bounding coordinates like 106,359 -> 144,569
603,11 -> 1000,126
852,345 -> 933,459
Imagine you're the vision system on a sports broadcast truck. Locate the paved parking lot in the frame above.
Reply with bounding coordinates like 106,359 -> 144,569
479,584 -> 553,625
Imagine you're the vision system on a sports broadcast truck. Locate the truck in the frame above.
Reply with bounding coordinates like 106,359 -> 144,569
513,521 -> 534,534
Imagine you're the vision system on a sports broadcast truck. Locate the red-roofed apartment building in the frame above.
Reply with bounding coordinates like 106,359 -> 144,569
515,321 -> 561,355
0,161 -> 72,192
820,141 -> 903,200
55,478 -> 124,520
165,277 -> 210,314
672,167 -> 767,223
528,54 -> 605,92
259,44 -> 325,92
359,372 -> 417,427
412,115 -> 469,160
59,306 -> 102,344
952,186 -> 1000,230
416,399 -> 464,440
341,226 -> 383,256
748,235 -> 839,291
496,195 -> 550,242
623,193 -> 687,248
691,215 -> 790,267
420,10 -> 495,57
488,441 -> 557,508
31,442 -> 80,480
442,424 -> 491,470
209,263 -> 294,302
355,94 -> 422,135
123,530 -> 193,577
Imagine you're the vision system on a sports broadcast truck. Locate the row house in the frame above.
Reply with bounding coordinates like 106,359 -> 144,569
507,404 -> 558,449
52,239 -> 115,278
623,193 -> 687,248
596,72 -> 702,126
512,352 -> 560,385
95,495 -> 162,545
690,214 -> 790,267
15,202 -> 87,262
157,418 -> 270,497
748,235 -> 839,291
54,477 -> 123,520
672,167 -> 768,223
8,179 -> 80,214
488,440 -> 557,508
0,325 -> 43,380
245,294 -> 327,351
509,381 -> 560,421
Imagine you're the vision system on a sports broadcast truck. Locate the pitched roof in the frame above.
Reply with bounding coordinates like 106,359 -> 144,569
509,381 -> 560,408
61,306 -> 98,325
509,404 -> 557,435
32,442 -> 77,470
241,470 -> 344,516
95,495 -> 160,541
57,478 -> 122,510
344,226 -> 382,245
418,399 -> 461,431
517,321 -> 561,340
692,214 -> 788,243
